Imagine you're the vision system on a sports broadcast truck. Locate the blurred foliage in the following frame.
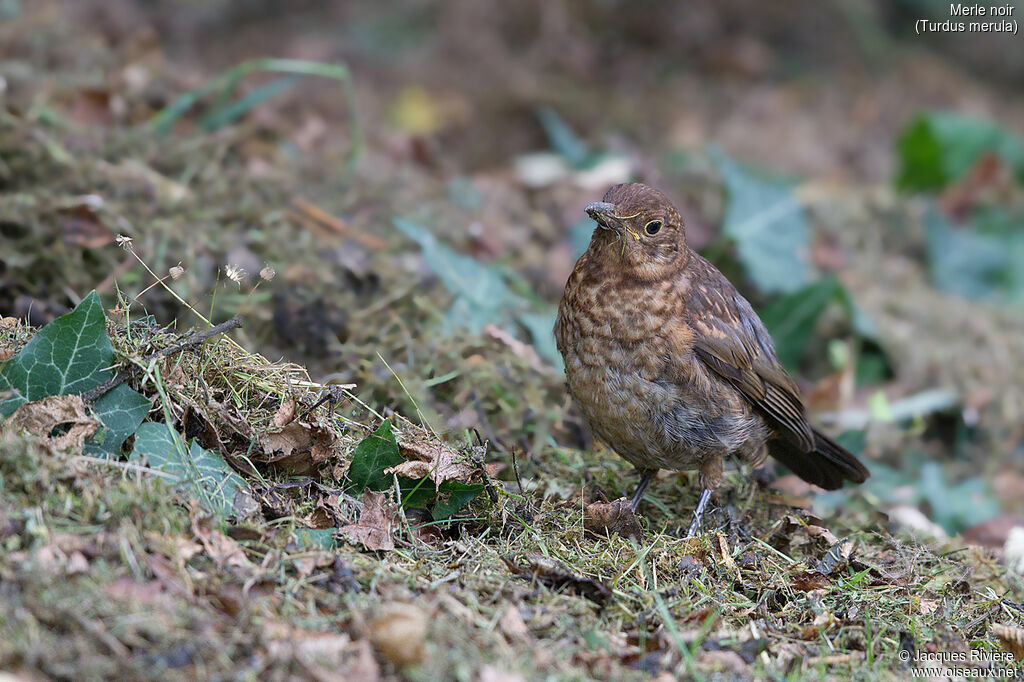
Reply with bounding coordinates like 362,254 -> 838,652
925,205 -> 1024,303
895,112 -> 1024,304
759,275 -> 876,371
393,217 -> 562,369
897,112 -> 1024,191
712,149 -> 812,295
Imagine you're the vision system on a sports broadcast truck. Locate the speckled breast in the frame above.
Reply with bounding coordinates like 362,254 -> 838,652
555,266 -> 768,472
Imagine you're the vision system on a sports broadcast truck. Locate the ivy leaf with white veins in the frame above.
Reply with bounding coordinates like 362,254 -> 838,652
130,422 -> 251,521
0,291 -> 112,417
0,290 -> 153,458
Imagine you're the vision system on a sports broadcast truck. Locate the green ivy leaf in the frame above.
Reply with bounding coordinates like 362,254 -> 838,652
713,149 -> 811,295
129,422 -> 249,521
0,291 -> 112,417
394,218 -> 526,334
294,528 -> 338,549
0,290 -> 154,458
85,383 -> 152,458
431,481 -> 484,520
344,420 -> 403,493
759,278 -> 844,370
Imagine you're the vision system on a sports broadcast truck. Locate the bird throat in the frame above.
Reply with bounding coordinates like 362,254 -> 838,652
590,228 -> 689,283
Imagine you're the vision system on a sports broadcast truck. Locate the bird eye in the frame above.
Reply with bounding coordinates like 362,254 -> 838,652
644,220 -> 663,235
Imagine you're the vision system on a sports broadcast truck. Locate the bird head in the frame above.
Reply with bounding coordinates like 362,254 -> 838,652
584,183 -> 688,280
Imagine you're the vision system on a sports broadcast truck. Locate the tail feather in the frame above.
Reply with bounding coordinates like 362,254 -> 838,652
769,428 -> 869,490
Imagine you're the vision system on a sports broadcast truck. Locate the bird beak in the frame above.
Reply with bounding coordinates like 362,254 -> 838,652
585,202 -> 621,231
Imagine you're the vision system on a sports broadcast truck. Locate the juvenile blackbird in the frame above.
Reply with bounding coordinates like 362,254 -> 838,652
555,183 -> 869,536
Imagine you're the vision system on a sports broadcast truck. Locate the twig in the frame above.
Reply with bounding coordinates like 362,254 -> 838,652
511,446 -> 525,497
72,454 -> 180,480
294,383 -> 355,423
80,316 -> 242,403
292,197 -> 387,250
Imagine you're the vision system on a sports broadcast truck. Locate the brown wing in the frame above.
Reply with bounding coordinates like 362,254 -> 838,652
684,258 -> 815,452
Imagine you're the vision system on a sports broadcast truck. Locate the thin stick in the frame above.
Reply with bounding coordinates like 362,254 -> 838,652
80,316 -> 242,403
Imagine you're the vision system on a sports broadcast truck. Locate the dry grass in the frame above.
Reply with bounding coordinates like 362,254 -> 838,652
2,2 -> 1023,679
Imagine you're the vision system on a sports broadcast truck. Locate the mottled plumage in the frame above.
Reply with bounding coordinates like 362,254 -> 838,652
555,183 -> 868,531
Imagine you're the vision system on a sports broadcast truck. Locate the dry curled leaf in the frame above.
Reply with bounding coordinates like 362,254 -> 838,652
992,623 -> 1024,661
384,438 -> 481,487
260,420 -> 338,475
806,524 -> 840,547
6,394 -> 99,450
584,497 -> 642,541
714,533 -> 737,573
191,507 -> 253,570
337,490 -> 396,551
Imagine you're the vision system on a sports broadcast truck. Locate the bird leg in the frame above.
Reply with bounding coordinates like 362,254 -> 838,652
630,469 -> 657,511
687,455 -> 723,537
686,488 -> 713,537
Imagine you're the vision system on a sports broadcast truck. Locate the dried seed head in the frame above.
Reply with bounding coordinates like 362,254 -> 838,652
169,264 -> 186,280
225,264 -> 246,285
115,234 -> 133,250
259,266 -> 276,281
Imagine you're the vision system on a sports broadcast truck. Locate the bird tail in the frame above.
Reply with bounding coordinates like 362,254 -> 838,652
768,428 -> 869,490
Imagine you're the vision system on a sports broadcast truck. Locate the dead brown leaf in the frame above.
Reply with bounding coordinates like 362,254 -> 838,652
305,502 -> 336,530
384,438 -> 481,487
791,571 -> 831,592
992,622 -> 1024,661
583,497 -> 642,541
806,524 -> 841,547
337,490 -> 396,551
59,202 -> 114,248
272,399 -> 296,427
260,419 -> 338,475
191,507 -> 253,570
7,394 -> 99,450
369,602 -> 428,667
